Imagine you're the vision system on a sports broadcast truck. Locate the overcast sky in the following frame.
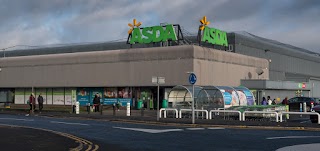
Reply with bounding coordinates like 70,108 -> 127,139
1,0 -> 319,53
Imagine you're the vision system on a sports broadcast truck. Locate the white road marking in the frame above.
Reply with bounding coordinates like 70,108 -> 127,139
50,121 -> 89,126
207,127 -> 225,130
186,128 -> 205,130
113,126 -> 183,134
0,118 -> 34,122
300,121 -> 309,123
267,136 -> 320,140
276,143 -> 320,151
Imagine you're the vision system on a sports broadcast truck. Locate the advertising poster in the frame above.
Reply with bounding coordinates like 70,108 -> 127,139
14,88 -> 25,104
235,87 -> 255,106
77,88 -> 89,106
118,87 -> 132,98
71,90 -> 77,105
90,88 -> 103,104
46,88 -> 53,105
53,88 -> 64,105
243,90 -> 254,106
36,88 -> 47,105
217,86 -> 240,108
118,98 -> 132,106
236,90 -> 247,106
103,88 -> 117,105
65,88 -> 73,105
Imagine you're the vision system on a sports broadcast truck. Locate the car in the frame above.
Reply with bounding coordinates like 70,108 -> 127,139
310,104 -> 320,123
288,97 -> 320,112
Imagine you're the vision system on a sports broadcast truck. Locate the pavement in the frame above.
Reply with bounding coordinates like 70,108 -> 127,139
1,106 -> 320,131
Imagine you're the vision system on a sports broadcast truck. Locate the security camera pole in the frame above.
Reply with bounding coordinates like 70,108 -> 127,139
187,72 -> 197,124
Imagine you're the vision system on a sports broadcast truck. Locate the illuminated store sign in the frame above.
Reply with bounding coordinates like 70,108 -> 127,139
127,19 -> 177,44
198,16 -> 228,47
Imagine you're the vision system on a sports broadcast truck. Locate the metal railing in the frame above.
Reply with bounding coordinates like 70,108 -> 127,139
179,109 -> 208,119
279,111 -> 320,124
159,108 -> 179,118
209,110 -> 242,121
242,111 -> 279,122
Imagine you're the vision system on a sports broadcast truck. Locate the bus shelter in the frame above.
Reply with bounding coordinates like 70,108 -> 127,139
168,85 -> 255,109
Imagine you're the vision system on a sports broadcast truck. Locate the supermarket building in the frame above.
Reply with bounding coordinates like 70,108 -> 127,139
0,19 -> 319,109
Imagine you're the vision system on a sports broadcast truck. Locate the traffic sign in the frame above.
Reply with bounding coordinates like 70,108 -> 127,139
189,73 -> 197,85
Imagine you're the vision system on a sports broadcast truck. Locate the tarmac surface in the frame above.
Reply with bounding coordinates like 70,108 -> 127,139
1,107 -> 320,151
1,107 -> 320,130
0,125 -> 79,151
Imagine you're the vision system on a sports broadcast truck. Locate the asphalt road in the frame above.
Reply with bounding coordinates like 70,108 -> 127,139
0,114 -> 320,151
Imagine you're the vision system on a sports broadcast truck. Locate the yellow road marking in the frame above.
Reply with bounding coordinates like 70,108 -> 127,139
0,124 -> 99,151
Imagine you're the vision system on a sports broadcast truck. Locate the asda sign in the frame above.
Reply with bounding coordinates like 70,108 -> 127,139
201,26 -> 228,47
129,24 -> 177,44
199,16 -> 228,47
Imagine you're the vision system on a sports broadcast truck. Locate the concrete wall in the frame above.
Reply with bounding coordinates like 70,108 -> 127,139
0,45 -> 268,88
193,47 -> 269,86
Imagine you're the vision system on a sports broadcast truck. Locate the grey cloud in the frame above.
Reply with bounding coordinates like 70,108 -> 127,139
0,0 -> 319,53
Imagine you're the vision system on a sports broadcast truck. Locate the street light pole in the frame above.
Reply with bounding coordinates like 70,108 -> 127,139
157,81 -> 160,121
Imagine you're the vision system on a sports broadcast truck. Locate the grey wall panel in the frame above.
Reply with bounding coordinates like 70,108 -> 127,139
235,44 -> 320,81
0,45 -> 268,88
310,79 -> 320,98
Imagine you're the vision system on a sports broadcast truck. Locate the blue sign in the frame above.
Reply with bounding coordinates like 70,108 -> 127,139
189,73 -> 197,85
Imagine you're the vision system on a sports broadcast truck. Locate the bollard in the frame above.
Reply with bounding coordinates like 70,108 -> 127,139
100,104 -> 103,115
141,108 -> 144,117
126,102 -> 131,116
113,103 -> 116,116
86,103 -> 90,114
75,101 -> 80,114
303,102 -> 307,112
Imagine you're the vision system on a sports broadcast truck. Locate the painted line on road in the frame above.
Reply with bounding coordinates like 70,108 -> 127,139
50,121 -> 89,126
300,121 -> 309,124
186,128 -> 205,131
0,118 -> 34,122
266,136 -> 320,140
113,126 -> 183,133
207,127 -> 225,130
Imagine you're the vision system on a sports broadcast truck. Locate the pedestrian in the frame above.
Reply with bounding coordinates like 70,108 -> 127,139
282,97 -> 289,105
29,93 -> 36,113
93,93 -> 100,112
261,97 -> 267,105
267,96 -> 272,105
38,93 -> 44,113
272,99 -> 276,105
116,100 -> 121,111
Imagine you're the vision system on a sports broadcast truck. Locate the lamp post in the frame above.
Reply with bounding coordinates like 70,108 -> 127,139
187,72 -> 197,124
152,76 -> 165,121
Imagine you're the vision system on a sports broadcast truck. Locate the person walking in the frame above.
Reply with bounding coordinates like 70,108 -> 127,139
282,97 -> 289,105
267,96 -> 272,105
38,93 -> 44,113
93,93 -> 100,112
29,93 -> 36,113
261,97 -> 267,105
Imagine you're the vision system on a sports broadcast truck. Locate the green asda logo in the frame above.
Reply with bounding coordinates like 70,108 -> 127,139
202,26 -> 228,47
199,16 -> 228,47
129,25 -> 177,44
